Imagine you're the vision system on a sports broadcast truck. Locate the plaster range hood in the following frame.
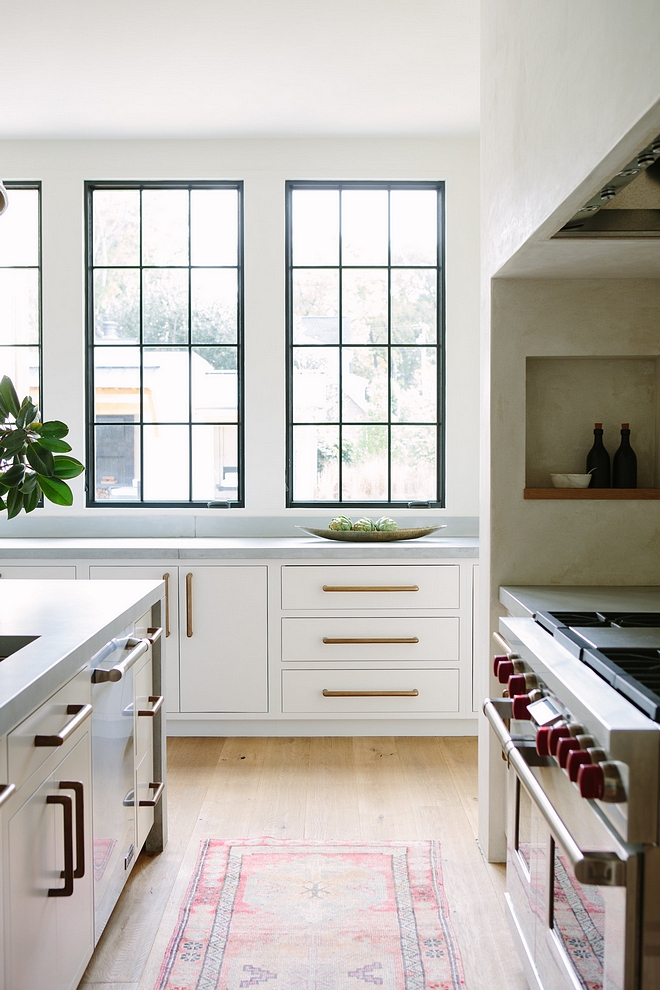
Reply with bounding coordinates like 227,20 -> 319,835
554,133 -> 660,238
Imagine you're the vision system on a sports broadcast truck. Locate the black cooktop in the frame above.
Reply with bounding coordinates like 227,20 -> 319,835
534,610 -> 660,722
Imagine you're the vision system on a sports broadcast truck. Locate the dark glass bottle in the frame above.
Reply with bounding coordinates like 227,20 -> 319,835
586,423 -> 610,487
613,423 -> 637,488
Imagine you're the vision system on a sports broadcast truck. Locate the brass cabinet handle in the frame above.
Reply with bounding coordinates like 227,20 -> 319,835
35,703 -> 93,747
162,573 -> 170,638
322,585 -> 419,593
91,637 -> 149,683
186,572 -> 193,637
147,626 -> 163,645
137,695 -> 164,717
47,793 -> 74,897
139,781 -> 165,807
0,783 -> 15,807
322,689 -> 419,697
322,637 -> 419,645
60,780 -> 85,879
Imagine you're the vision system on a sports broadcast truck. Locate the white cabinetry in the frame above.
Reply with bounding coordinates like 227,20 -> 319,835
179,566 -> 268,713
0,566 -> 76,579
5,688 -> 93,990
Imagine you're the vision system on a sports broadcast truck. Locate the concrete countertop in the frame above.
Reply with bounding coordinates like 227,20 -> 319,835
0,536 -> 479,560
501,585 -> 660,618
0,579 -> 163,738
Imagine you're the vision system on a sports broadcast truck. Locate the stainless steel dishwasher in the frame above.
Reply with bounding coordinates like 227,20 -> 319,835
90,632 -> 150,942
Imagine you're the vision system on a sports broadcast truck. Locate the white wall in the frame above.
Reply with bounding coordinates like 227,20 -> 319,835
0,136 -> 479,537
482,0 -> 660,279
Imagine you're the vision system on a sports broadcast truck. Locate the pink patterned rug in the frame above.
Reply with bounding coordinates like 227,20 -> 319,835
154,838 -> 466,990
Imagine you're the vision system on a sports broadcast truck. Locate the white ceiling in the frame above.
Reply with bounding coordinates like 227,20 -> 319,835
0,0 -> 480,139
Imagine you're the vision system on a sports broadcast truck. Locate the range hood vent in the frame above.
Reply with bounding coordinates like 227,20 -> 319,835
554,134 -> 660,238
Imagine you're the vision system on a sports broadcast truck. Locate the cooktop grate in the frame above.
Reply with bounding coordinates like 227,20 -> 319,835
583,648 -> 660,721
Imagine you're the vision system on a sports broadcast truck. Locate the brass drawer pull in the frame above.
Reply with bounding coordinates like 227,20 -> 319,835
137,695 -> 164,717
322,637 -> 419,645
47,793 -> 74,897
147,626 -> 163,645
162,573 -> 170,637
322,689 -> 419,697
322,585 -> 419,593
35,703 -> 93,746
60,780 -> 85,879
91,637 -> 149,683
139,781 -> 165,807
186,572 -> 193,637
0,783 -> 15,807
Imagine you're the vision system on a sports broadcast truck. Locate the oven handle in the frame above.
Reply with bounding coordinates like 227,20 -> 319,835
484,698 -> 628,887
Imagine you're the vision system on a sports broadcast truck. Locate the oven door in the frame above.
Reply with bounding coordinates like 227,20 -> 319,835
486,700 -> 642,990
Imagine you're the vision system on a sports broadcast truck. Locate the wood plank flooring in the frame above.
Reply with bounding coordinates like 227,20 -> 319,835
80,736 -> 526,990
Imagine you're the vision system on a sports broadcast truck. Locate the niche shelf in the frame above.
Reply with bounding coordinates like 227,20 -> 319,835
525,356 -> 660,500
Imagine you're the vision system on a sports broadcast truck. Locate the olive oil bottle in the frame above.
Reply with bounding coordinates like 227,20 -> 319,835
612,423 -> 637,488
586,423 -> 610,487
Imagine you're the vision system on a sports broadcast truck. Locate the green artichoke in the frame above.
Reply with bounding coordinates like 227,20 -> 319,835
352,517 -> 376,531
328,515 -> 353,531
375,516 -> 398,532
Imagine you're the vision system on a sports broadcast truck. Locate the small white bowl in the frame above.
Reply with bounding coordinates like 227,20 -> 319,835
550,473 -> 593,489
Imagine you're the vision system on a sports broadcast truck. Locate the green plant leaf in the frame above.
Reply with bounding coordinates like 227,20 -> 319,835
0,377 -> 20,418
0,462 -> 25,488
35,437 -> 72,453
38,475 -> 73,506
0,428 -> 28,457
19,471 -> 38,494
37,420 -> 69,439
0,482 -> 8,495
0,393 -> 8,420
53,455 -> 84,480
6,487 -> 23,519
16,398 -> 39,429
22,486 -> 40,513
26,443 -> 54,477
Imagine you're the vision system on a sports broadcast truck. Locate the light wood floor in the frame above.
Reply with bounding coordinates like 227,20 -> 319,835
80,736 -> 526,990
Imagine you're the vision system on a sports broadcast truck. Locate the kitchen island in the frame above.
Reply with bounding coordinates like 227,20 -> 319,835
0,578 -> 165,990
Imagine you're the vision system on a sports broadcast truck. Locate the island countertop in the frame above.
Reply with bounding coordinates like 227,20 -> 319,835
0,579 -> 163,738
0,536 -> 479,560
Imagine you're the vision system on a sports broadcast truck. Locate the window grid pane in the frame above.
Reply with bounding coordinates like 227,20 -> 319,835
0,185 -> 41,414
87,183 -> 243,507
287,182 -> 443,507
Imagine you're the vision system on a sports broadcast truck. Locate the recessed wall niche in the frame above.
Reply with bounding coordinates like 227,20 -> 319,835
525,356 -> 660,495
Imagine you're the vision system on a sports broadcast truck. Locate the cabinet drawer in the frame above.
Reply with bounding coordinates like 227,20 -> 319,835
134,654 -> 156,765
282,617 -> 459,662
8,668 -> 91,790
281,565 -> 459,610
281,668 -> 459,713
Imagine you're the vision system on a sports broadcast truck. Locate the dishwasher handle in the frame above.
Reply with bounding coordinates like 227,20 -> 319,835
484,698 -> 628,887
91,637 -> 149,683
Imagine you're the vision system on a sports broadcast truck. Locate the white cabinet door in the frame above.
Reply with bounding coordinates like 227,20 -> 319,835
7,734 -> 93,990
179,566 -> 268,713
0,566 -> 76,579
89,565 -> 179,712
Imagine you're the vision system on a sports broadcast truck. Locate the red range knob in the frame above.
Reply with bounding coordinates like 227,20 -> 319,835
511,694 -> 532,720
497,661 -> 514,683
508,674 -> 526,696
567,750 -> 592,782
557,737 -> 581,768
548,726 -> 570,755
493,654 -> 509,676
536,726 -> 551,757
578,764 -> 605,800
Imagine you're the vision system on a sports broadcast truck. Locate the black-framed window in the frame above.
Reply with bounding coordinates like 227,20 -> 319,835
0,183 -> 42,412
286,181 -> 444,508
85,182 -> 244,507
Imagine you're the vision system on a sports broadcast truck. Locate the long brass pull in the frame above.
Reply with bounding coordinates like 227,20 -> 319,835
322,637 -> 419,645
162,573 -> 170,637
186,572 -> 193,637
47,793 -> 74,896
137,695 -> 164,717
147,626 -> 163,645
35,703 -> 93,747
322,689 -> 419,697
139,781 -> 165,807
0,783 -> 15,807
60,781 -> 85,879
322,585 -> 419,593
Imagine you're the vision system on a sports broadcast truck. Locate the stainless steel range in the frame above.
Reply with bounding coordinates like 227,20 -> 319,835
485,600 -> 660,990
